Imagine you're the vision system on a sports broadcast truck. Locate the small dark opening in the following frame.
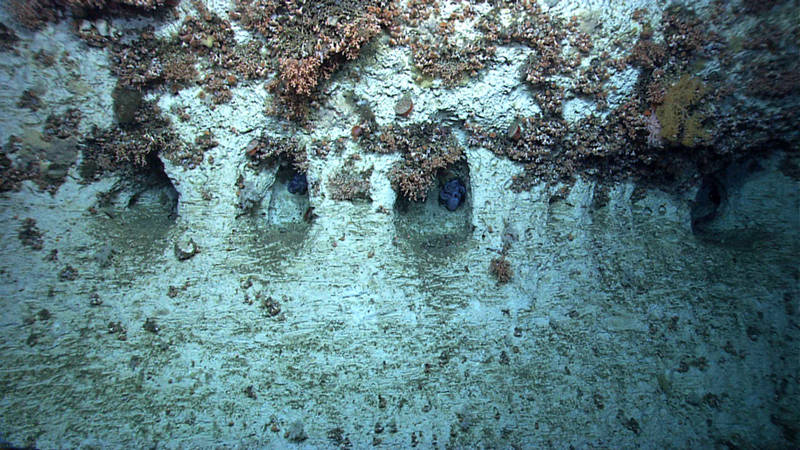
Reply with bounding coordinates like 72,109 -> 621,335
691,175 -> 726,233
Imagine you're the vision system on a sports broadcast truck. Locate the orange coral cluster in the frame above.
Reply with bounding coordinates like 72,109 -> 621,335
489,257 -> 512,284
277,56 -> 324,98
234,0 -> 395,118
112,26 -> 198,91
361,123 -> 463,202
245,136 -> 309,172
327,159 -> 372,202
81,101 -> 192,174
112,2 -> 269,102
399,1 -> 494,85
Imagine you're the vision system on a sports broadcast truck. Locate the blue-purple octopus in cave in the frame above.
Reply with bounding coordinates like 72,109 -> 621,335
439,178 -> 466,211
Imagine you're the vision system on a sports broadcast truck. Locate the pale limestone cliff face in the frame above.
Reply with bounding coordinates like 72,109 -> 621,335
0,1 -> 798,448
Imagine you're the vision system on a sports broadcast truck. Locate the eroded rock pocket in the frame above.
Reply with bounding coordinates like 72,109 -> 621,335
393,158 -> 473,257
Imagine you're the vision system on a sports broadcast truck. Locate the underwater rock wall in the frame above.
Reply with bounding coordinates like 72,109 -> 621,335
0,0 -> 798,448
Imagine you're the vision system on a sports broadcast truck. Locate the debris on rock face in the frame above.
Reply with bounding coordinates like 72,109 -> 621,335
244,385 -> 257,399
45,249 -> 58,262
108,321 -> 127,340
43,110 -> 82,142
37,309 -> 51,321
507,119 -> 522,141
194,130 -> 218,151
245,139 -> 261,157
303,206 -> 317,224
17,89 -> 42,112
439,178 -> 467,211
89,293 -> 103,307
143,317 -> 160,334
0,22 -> 19,51
284,420 -> 308,443
260,296 -> 281,317
489,257 -> 512,284
394,94 -> 414,117
58,265 -> 78,281
18,218 -> 44,250
112,84 -> 142,126
174,238 -> 199,261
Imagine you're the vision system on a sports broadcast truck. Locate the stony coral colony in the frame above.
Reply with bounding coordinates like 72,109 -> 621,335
3,0 -> 797,201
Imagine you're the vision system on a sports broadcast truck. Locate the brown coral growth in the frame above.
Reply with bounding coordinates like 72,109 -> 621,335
112,27 -> 197,90
245,136 -> 308,172
234,0 -> 396,119
489,256 -> 512,284
81,100 -> 190,175
10,0 -> 176,29
362,123 -> 462,202
327,162 -> 372,202
111,3 -> 270,104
